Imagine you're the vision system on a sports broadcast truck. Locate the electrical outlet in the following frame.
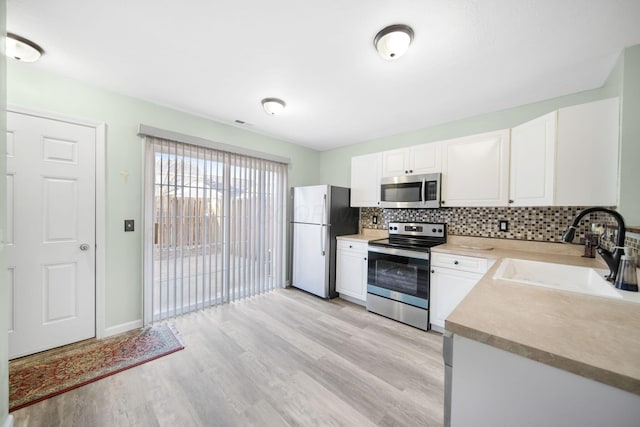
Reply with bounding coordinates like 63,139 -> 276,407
124,219 -> 135,232
373,215 -> 378,224
499,220 -> 509,232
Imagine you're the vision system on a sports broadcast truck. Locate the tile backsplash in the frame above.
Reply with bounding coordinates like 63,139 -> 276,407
360,206 -> 640,260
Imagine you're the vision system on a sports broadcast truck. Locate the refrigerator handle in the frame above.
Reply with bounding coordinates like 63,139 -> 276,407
321,193 -> 327,255
322,194 -> 327,225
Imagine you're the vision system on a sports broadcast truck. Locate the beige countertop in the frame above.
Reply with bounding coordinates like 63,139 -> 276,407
336,229 -> 387,243
436,236 -> 640,395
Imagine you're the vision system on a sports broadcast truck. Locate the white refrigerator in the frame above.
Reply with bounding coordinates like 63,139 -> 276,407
290,185 -> 359,298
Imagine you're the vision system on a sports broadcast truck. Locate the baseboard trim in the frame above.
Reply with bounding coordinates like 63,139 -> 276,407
4,414 -> 14,427
338,294 -> 366,307
103,319 -> 143,337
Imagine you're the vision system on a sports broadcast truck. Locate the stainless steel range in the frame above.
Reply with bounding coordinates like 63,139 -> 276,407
367,222 -> 446,330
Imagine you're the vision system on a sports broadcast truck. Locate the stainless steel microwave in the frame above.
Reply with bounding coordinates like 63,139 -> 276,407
380,173 -> 441,208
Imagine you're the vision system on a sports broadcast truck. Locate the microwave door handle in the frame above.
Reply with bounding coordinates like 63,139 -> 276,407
421,178 -> 426,205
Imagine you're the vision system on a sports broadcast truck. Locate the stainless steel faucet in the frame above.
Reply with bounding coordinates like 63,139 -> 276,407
561,207 -> 626,283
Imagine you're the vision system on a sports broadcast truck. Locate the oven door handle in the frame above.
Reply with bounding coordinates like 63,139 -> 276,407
421,177 -> 426,205
367,245 -> 430,260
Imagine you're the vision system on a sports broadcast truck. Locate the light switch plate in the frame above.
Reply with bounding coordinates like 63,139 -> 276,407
499,220 -> 509,232
124,219 -> 134,232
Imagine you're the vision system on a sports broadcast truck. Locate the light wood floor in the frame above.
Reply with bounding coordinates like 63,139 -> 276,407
12,288 -> 445,426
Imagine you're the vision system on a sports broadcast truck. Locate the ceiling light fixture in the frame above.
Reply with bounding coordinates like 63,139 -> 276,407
261,98 -> 286,115
5,32 -> 44,62
374,24 -> 414,60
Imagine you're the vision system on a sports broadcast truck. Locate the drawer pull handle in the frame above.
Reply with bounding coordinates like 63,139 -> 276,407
349,245 -> 353,248
454,260 -> 459,265
431,270 -> 435,274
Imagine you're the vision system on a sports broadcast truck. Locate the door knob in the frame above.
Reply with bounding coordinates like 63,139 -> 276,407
80,244 -> 90,251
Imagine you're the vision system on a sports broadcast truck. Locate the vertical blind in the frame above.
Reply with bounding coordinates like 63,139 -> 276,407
144,136 -> 288,322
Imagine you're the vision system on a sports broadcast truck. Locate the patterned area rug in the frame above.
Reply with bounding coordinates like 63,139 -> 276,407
9,323 -> 184,412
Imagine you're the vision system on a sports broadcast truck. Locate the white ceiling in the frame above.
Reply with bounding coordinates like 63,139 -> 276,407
7,0 -> 640,151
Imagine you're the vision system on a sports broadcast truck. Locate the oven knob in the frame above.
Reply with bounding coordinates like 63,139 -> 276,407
438,228 -> 443,233
432,228 -> 436,232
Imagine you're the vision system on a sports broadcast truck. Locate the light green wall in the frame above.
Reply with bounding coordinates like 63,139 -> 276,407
319,45 -> 640,226
0,0 -> 9,423
619,45 -> 640,225
7,63 -> 321,329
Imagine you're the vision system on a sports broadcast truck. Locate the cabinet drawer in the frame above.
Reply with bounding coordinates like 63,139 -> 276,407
337,240 -> 368,253
431,252 -> 490,274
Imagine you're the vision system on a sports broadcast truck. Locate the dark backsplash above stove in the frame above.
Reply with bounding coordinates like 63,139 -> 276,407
360,206 -> 620,243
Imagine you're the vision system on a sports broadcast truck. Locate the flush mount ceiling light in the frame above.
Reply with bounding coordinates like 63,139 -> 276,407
261,98 -> 286,115
5,32 -> 44,62
374,24 -> 414,60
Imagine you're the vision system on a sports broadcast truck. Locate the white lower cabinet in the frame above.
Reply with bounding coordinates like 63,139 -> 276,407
336,240 -> 368,303
451,335 -> 640,426
430,252 -> 492,332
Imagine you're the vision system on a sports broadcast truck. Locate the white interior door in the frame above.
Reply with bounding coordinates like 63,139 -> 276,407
7,111 -> 96,359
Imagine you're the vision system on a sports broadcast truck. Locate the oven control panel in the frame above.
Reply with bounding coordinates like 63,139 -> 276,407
388,222 -> 446,238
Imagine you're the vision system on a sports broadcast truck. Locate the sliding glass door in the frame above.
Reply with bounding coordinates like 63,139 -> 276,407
144,136 -> 287,323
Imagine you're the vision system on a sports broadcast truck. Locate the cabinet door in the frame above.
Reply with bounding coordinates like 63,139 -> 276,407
430,267 -> 482,330
410,142 -> 441,174
336,248 -> 367,301
381,148 -> 409,177
509,112 -> 557,206
441,130 -> 510,207
555,97 -> 619,206
350,153 -> 381,207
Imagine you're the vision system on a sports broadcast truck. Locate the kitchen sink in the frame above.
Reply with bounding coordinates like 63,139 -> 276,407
493,258 -> 640,303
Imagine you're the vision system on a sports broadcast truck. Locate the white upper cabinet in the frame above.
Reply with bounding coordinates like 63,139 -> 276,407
381,148 -> 407,177
510,98 -> 619,207
381,142 -> 441,177
555,98 -> 619,206
350,97 -> 619,209
441,130 -> 511,207
510,112 -> 557,206
412,143 -> 442,174
350,152 -> 382,207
